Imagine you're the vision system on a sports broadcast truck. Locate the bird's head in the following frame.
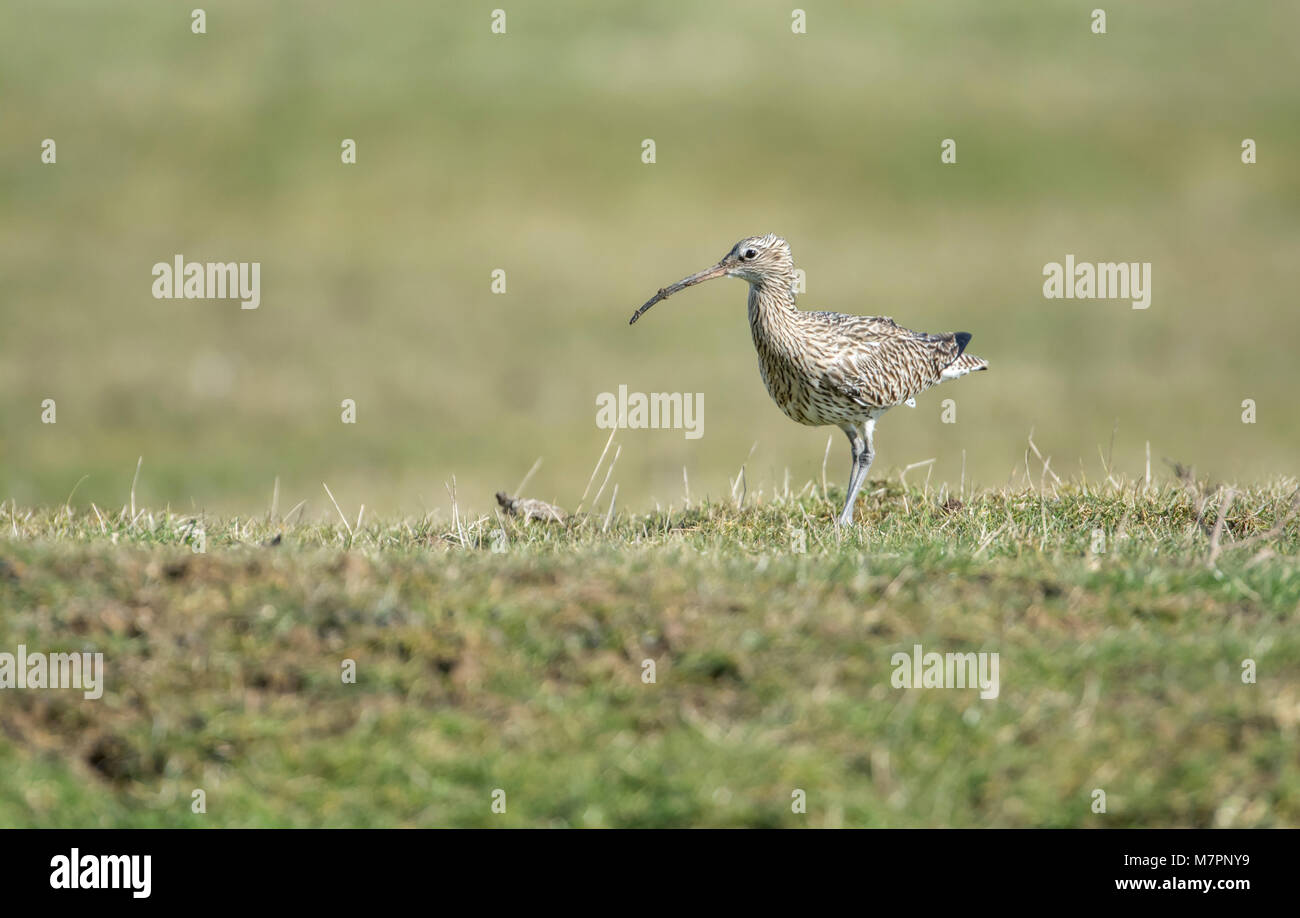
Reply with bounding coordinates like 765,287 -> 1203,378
628,234 -> 794,325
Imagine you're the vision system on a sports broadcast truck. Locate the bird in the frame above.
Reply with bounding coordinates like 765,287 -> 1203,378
628,234 -> 987,527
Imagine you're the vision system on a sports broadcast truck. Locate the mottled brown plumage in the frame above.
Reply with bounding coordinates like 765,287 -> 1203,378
629,234 -> 988,526
496,491 -> 567,523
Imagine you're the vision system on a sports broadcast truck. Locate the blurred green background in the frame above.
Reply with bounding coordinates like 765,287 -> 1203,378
3,1 -> 1297,516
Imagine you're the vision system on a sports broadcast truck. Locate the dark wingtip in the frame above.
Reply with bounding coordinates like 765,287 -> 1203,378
954,332 -> 972,355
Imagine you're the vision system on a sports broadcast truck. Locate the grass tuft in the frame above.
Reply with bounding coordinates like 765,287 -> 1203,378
1,476 -> 1297,827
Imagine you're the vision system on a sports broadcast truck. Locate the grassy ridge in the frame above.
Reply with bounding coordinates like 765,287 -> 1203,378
2,477 -> 1297,827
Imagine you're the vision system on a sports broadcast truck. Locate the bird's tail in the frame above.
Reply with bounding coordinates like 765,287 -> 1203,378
942,332 -> 988,378
948,352 -> 988,373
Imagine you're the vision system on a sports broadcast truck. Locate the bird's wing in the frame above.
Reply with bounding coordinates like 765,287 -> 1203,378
805,311 -> 899,331
812,315 -> 966,409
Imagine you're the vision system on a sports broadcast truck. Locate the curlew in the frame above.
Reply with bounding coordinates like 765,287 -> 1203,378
629,234 -> 988,527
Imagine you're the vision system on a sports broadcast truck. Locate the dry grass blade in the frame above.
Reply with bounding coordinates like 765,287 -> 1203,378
284,499 -> 308,525
576,430 -> 616,514
898,458 -> 936,515
129,456 -> 143,520
1027,428 -> 1062,493
602,484 -> 619,533
322,483 -> 353,539
514,457 -> 543,497
1210,486 -> 1300,563
1206,488 -> 1237,567
821,433 -> 833,503
64,474 -> 90,512
589,444 -> 621,514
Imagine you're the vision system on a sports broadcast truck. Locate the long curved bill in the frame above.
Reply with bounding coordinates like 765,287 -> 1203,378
628,262 -> 728,325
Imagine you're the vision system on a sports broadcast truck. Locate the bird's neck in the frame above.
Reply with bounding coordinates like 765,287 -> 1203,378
747,279 -> 797,339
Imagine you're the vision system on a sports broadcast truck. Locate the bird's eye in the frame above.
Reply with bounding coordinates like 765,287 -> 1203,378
743,249 -> 758,260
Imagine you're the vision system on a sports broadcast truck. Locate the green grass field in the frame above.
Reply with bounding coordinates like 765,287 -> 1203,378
2,472 -> 1297,827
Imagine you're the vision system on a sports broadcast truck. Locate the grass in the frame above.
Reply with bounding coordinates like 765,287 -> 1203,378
2,471 -> 1297,827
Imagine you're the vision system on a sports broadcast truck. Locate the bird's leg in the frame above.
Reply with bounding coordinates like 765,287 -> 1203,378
837,425 -> 866,527
836,420 -> 876,527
